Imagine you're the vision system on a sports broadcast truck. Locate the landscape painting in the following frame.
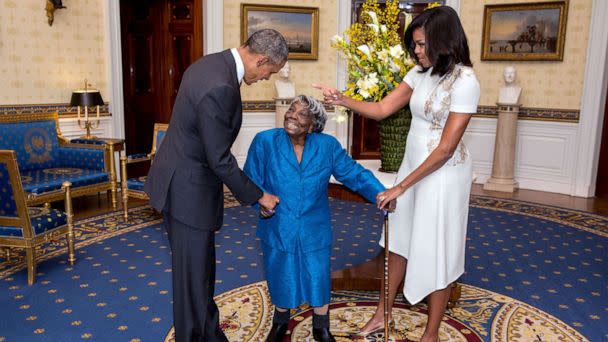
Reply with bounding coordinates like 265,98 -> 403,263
241,4 -> 319,60
481,1 -> 568,61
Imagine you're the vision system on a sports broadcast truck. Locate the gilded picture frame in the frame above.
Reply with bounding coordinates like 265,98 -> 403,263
481,1 -> 568,61
241,4 -> 319,60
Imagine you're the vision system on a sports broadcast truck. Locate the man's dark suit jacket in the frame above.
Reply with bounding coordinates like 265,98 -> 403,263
144,49 -> 262,229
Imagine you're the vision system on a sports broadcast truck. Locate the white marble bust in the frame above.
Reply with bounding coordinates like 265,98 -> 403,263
274,61 -> 295,99
498,66 -> 522,105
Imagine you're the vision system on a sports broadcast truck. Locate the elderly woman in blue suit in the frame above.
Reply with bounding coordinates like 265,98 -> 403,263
244,95 -> 385,342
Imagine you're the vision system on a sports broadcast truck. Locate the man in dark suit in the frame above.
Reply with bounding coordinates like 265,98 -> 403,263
144,29 -> 288,342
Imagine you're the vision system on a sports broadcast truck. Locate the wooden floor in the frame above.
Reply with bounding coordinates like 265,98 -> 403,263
65,185 -> 607,293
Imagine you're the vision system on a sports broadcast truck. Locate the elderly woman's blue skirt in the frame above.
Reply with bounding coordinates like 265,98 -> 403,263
262,242 -> 331,309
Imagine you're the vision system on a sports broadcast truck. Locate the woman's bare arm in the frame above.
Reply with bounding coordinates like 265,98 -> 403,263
312,82 -> 413,121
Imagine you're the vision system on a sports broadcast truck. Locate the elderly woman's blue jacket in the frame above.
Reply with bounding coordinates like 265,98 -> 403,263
244,128 -> 385,253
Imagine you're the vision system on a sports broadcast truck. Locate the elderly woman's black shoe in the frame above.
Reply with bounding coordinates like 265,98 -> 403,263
266,322 -> 288,342
312,327 -> 336,342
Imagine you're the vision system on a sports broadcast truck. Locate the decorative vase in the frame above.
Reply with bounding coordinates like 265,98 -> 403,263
378,106 -> 411,173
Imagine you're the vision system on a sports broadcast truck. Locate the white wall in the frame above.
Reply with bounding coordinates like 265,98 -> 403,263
464,118 -> 579,194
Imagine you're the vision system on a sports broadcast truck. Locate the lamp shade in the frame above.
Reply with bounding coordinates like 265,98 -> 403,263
70,90 -> 104,107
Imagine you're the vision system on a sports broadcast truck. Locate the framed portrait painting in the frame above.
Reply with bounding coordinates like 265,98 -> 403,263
241,4 -> 319,60
481,1 -> 568,61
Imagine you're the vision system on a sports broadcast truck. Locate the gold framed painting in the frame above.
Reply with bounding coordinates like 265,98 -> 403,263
241,4 -> 319,60
481,1 -> 568,61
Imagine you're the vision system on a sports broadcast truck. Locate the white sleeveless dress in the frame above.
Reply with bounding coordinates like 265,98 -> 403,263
380,64 -> 480,304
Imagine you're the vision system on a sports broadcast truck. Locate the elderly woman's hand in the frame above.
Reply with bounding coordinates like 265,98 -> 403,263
376,185 -> 405,210
312,84 -> 346,106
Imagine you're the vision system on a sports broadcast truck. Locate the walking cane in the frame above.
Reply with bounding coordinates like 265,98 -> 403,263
383,209 -> 390,341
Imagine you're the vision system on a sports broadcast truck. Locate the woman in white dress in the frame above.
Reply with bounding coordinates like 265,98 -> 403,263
314,6 -> 480,342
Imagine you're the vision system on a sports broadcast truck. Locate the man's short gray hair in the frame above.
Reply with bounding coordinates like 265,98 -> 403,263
292,95 -> 327,133
244,29 -> 289,65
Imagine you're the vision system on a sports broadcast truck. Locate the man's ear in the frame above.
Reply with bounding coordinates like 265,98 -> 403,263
256,55 -> 270,67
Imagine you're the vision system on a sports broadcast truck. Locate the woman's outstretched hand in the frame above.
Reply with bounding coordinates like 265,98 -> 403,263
376,186 -> 404,211
312,83 -> 346,106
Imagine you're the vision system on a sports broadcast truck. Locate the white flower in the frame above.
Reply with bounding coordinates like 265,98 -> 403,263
332,107 -> 349,123
388,60 -> 400,73
389,45 -> 404,59
331,35 -> 344,45
356,72 -> 379,99
377,49 -> 391,63
380,25 -> 387,33
367,11 -> 379,25
367,23 -> 379,33
357,45 -> 372,59
403,12 -> 413,31
368,72 -> 379,85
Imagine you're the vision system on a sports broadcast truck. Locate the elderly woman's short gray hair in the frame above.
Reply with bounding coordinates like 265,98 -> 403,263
292,95 -> 327,133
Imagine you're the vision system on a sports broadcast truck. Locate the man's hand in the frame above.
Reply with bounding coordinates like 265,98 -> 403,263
258,192 -> 279,210
258,192 -> 279,218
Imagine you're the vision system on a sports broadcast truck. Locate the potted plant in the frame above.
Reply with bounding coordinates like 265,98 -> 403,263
331,0 -> 415,172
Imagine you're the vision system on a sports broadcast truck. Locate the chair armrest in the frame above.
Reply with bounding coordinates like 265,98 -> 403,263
57,147 -> 106,171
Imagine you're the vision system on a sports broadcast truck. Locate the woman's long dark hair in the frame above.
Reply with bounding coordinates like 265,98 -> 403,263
403,6 -> 472,77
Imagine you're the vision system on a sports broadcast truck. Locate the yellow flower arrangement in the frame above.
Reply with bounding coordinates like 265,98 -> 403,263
331,0 -> 415,103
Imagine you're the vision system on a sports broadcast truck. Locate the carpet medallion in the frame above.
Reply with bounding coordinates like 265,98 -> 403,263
163,281 -> 586,342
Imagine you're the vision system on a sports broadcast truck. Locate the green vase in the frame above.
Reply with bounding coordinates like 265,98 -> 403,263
378,106 -> 411,173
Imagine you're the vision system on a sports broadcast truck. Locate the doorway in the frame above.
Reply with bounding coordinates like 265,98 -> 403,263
120,0 -> 203,159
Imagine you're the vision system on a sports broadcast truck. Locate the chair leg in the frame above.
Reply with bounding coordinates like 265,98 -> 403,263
25,247 -> 36,285
63,182 -> 76,266
108,143 -> 118,210
120,156 -> 129,221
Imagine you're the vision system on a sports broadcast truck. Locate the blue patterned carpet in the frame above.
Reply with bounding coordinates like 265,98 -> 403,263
0,196 -> 606,341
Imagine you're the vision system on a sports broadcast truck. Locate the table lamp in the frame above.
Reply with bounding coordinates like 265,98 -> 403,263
70,80 -> 104,139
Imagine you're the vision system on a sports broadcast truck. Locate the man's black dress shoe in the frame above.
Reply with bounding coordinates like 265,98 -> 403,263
265,323 -> 288,342
312,327 -> 336,342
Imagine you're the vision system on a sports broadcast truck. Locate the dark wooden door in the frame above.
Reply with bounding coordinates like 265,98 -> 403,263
595,88 -> 608,197
350,1 -> 432,158
120,0 -> 203,158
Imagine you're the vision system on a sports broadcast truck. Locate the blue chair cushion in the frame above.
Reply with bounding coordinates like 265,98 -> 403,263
20,168 -> 109,195
0,120 -> 60,171
58,147 -> 106,171
127,176 -> 146,191
0,207 -> 67,237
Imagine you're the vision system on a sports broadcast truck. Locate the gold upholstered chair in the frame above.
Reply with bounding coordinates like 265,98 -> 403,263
120,123 -> 168,220
0,150 -> 76,285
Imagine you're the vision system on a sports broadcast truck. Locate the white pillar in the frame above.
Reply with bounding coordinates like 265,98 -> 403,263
484,104 -> 520,192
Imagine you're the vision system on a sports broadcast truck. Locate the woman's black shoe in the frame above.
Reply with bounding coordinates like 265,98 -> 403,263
265,323 -> 288,342
312,327 -> 336,342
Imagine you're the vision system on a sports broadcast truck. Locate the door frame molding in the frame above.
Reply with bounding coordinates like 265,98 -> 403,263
106,0 -> 125,139
572,0 -> 608,197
